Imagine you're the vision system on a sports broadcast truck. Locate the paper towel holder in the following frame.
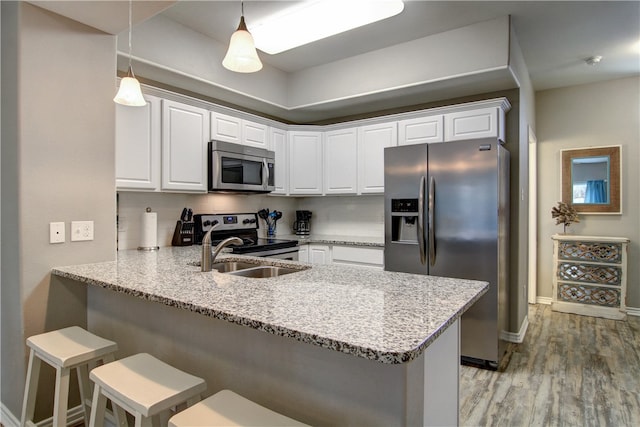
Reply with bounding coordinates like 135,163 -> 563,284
138,207 -> 160,251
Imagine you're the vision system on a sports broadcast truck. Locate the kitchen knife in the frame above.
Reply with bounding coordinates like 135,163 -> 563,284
187,208 -> 193,221
180,207 -> 188,222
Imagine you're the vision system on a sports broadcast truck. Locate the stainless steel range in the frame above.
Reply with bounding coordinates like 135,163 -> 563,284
194,213 -> 299,260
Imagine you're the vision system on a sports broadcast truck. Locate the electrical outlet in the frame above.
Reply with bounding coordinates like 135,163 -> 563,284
49,222 -> 65,244
71,221 -> 94,241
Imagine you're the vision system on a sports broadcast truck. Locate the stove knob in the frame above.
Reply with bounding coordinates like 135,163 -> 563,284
212,220 -> 219,226
203,220 -> 211,227
243,219 -> 251,224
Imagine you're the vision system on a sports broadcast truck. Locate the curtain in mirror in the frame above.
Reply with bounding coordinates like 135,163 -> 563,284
585,180 -> 607,203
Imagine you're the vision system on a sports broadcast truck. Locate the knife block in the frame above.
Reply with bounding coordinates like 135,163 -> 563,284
172,221 -> 194,246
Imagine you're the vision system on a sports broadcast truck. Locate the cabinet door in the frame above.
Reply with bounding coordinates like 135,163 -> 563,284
162,100 -> 209,192
116,95 -> 161,191
324,128 -> 358,194
270,128 -> 288,195
210,112 -> 241,144
289,131 -> 323,195
331,245 -> 384,269
357,122 -> 397,194
243,120 -> 269,149
444,107 -> 501,141
398,115 -> 443,146
298,244 -> 309,263
309,244 -> 331,265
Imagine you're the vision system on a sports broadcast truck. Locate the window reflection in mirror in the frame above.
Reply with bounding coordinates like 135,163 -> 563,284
571,156 -> 609,204
561,146 -> 621,214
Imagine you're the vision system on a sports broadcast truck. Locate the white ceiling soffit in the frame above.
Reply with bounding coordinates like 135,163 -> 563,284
28,1 -> 177,34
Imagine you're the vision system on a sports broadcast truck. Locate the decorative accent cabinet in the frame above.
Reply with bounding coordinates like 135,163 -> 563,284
552,234 -> 629,320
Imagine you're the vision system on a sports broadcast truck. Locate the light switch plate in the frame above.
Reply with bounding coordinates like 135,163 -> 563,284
49,222 -> 65,244
71,221 -> 94,241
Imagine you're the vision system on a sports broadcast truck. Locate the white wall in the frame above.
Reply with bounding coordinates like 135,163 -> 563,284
296,196 -> 384,238
536,76 -> 640,308
1,2 -> 117,420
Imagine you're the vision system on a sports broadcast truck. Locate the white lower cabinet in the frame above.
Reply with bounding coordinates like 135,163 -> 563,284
289,131 -> 323,195
357,122 -> 397,194
116,94 -> 161,191
162,100 -> 210,192
332,245 -> 384,269
298,243 -> 383,268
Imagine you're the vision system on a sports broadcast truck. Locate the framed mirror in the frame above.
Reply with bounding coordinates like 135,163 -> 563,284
561,146 -> 621,214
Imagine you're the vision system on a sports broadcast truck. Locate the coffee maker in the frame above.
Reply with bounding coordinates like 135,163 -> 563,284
293,210 -> 312,236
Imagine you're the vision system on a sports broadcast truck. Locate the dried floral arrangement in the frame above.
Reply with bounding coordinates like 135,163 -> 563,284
551,201 -> 580,233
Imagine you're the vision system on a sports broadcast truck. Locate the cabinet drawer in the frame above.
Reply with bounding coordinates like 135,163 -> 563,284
332,246 -> 383,267
557,241 -> 623,264
557,262 -> 622,286
556,283 -> 621,308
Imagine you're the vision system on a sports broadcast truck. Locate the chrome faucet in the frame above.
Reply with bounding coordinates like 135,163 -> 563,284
201,228 -> 243,272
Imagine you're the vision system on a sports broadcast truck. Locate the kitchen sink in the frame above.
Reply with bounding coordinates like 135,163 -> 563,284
228,265 -> 306,278
211,261 -> 259,273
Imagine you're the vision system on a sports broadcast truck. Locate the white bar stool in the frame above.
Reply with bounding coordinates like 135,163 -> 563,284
89,353 -> 207,427
20,326 -> 118,427
168,389 -> 310,427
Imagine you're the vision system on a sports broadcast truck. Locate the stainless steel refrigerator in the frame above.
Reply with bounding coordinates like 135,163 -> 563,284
384,138 -> 509,368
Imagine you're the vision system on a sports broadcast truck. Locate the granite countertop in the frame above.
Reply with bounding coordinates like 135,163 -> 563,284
52,247 -> 487,364
277,234 -> 384,247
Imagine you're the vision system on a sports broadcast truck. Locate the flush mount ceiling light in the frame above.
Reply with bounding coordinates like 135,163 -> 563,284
114,0 -> 146,106
222,1 -> 263,73
249,0 -> 404,55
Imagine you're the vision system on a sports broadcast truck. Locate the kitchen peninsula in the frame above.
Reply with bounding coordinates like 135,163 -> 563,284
52,247 -> 487,426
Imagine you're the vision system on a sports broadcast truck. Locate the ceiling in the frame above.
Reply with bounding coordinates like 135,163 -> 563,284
30,1 -> 640,121
162,0 -> 640,91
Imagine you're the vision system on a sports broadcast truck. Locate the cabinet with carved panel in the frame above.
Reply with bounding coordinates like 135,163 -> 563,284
551,234 -> 629,320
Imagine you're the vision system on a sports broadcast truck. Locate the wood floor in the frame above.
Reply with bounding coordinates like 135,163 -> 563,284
460,304 -> 640,426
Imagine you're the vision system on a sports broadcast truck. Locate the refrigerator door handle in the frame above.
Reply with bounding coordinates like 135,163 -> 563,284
418,175 -> 427,265
428,176 -> 436,266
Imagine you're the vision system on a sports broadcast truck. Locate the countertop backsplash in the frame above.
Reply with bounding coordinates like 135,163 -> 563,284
117,192 -> 384,250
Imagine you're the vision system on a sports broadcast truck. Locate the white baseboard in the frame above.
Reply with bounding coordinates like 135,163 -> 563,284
536,297 -> 552,305
500,315 -> 529,343
1,401 -> 20,427
626,306 -> 640,317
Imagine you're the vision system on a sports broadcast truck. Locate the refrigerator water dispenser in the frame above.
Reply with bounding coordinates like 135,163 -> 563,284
391,199 -> 419,243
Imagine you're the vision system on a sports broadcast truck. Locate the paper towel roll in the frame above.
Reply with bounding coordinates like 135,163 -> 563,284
139,208 -> 159,250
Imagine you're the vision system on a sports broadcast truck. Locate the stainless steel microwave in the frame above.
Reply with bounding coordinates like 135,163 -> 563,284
208,140 -> 275,193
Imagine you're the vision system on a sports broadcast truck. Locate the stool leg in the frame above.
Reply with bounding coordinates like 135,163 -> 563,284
77,364 -> 92,423
20,350 -> 41,427
134,414 -> 153,427
89,383 -> 107,427
112,402 -> 128,427
53,366 -> 71,427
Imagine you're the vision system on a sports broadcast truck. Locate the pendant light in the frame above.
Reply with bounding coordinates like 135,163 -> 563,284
114,0 -> 146,106
222,1 -> 263,73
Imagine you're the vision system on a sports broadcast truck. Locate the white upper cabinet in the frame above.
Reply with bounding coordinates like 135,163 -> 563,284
270,128 -> 288,195
357,122 -> 397,194
210,112 -> 269,148
444,106 -> 505,142
210,112 -> 241,144
289,131 -> 323,195
162,100 -> 210,192
324,128 -> 358,194
116,95 -> 161,191
242,120 -> 269,149
398,115 -> 444,146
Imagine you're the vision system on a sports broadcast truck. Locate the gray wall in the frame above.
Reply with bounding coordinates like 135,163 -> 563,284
536,76 -> 640,307
1,2 -> 116,420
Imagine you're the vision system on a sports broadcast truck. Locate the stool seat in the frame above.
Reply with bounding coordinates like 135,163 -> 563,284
27,326 -> 118,368
21,326 -> 118,427
89,353 -> 206,427
168,390 -> 309,427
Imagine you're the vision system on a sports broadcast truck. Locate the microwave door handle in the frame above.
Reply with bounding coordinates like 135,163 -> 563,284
262,159 -> 269,190
418,176 -> 426,265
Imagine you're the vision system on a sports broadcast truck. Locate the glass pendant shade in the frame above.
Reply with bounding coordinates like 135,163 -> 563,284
222,16 -> 263,73
114,67 -> 146,106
